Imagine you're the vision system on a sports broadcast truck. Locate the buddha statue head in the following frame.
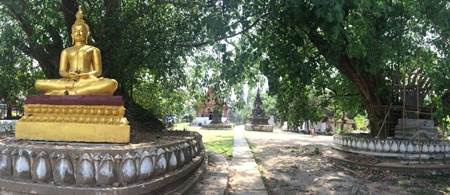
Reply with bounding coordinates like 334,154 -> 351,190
71,6 -> 90,45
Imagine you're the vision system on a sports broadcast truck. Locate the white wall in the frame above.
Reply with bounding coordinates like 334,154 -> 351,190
192,117 -> 228,126
268,115 -> 275,125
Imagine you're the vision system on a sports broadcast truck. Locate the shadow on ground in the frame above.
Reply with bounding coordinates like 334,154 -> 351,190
245,132 -> 449,195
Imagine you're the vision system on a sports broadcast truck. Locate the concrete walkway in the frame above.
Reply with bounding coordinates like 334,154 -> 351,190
228,126 -> 268,195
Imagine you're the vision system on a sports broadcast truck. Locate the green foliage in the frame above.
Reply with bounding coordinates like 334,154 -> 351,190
261,93 -> 277,117
0,24 -> 43,109
3,0 -> 450,136
236,0 -> 450,135
132,69 -> 189,117
231,107 -> 252,125
438,116 -> 450,134
187,40 -> 264,120
354,114 -> 368,130
0,0 -> 245,124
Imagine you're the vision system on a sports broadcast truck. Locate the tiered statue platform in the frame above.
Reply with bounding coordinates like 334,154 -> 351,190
394,118 -> 439,140
245,124 -> 274,132
201,123 -> 234,129
16,96 -> 130,143
0,131 -> 206,195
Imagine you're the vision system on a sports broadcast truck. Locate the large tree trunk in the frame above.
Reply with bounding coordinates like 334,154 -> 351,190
306,12 -> 398,137
337,56 -> 393,137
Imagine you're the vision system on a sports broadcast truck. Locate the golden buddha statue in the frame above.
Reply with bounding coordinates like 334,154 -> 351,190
35,6 -> 118,96
17,6 -> 130,143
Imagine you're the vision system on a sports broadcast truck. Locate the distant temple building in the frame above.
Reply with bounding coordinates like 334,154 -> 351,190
193,88 -> 229,125
196,88 -> 229,119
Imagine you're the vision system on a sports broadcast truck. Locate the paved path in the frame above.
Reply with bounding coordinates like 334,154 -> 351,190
228,126 -> 268,195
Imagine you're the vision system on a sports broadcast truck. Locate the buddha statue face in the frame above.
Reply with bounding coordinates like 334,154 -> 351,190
71,6 -> 90,45
71,24 -> 90,45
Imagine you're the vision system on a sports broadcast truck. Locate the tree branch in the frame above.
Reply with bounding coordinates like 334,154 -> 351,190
0,1 -> 62,77
0,1 -> 34,38
178,12 -> 269,48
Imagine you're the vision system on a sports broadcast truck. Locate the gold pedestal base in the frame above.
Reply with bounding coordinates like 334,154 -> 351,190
16,121 -> 130,143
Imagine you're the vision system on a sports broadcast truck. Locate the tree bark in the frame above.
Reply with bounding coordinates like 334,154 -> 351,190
337,56 -> 391,136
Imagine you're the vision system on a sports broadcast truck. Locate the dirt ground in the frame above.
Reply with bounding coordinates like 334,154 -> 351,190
244,130 -> 450,195
189,152 -> 229,195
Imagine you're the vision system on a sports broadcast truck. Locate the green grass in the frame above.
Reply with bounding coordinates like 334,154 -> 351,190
203,137 -> 234,160
198,129 -> 234,160
174,123 -> 234,160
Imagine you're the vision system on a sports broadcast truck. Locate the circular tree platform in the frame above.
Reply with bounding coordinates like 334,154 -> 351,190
331,134 -> 450,174
0,131 -> 206,195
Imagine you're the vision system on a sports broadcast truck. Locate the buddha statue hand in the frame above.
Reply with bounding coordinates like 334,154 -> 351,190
68,71 -> 81,81
68,71 -> 97,81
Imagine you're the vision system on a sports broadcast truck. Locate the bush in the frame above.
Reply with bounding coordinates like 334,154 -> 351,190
354,114 -> 368,130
